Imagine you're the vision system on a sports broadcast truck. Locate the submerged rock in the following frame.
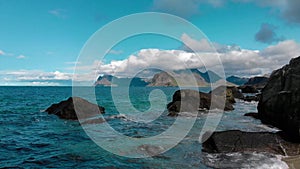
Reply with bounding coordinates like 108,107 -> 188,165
46,97 -> 105,120
258,56 -> 300,140
202,130 -> 300,156
167,89 -> 234,116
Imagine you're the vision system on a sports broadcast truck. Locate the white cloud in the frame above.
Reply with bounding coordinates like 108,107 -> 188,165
0,70 -> 75,86
181,33 -> 214,52
92,34 -> 300,77
17,55 -> 26,59
2,35 -> 299,86
0,50 -> 5,55
48,9 -> 67,18
30,81 -> 61,86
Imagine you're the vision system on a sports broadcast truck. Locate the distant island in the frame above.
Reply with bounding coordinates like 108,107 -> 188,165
94,68 -> 269,88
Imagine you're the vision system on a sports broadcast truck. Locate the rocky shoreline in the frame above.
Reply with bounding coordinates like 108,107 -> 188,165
202,56 -> 300,161
45,56 -> 300,167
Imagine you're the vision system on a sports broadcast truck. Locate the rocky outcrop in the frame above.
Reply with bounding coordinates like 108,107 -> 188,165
167,89 -> 234,116
202,130 -> 300,156
258,56 -> 300,140
46,97 -> 105,120
244,76 -> 269,89
211,86 -> 244,101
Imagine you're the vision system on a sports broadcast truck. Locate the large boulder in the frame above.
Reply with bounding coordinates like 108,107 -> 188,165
258,56 -> 300,140
202,130 -> 300,156
167,89 -> 234,116
211,86 -> 244,102
46,97 -> 105,120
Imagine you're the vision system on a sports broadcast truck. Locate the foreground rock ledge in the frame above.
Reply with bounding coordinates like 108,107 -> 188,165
46,97 -> 105,120
202,130 -> 300,156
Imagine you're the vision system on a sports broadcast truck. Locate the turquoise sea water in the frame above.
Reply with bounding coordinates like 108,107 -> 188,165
0,87 -> 288,168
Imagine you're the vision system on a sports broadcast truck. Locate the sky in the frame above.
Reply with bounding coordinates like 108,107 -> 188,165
0,0 -> 300,85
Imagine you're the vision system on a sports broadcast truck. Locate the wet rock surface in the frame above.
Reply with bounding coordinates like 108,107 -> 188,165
258,56 -> 300,140
46,97 -> 105,120
202,130 -> 300,156
167,89 -> 234,116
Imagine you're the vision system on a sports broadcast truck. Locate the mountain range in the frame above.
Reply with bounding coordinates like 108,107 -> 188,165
94,69 -> 240,87
94,68 -> 270,87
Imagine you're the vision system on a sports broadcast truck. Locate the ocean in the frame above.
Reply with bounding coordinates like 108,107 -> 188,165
0,86 -> 289,168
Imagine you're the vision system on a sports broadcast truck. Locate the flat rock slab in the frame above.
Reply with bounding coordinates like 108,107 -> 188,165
202,130 -> 300,156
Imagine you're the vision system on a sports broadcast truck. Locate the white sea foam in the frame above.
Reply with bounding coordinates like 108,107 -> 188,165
202,152 -> 289,169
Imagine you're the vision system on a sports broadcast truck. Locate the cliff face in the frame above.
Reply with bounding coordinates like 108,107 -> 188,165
258,56 -> 300,140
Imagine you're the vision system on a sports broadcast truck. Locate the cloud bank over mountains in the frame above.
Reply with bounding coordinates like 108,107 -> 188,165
94,34 -> 300,78
1,34 -> 299,86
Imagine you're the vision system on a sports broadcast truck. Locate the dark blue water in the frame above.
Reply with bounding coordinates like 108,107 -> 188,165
0,87 -> 288,168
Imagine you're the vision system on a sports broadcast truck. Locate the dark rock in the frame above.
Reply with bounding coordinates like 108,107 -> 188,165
202,130 -> 300,156
167,89 -> 234,116
258,56 -> 300,140
244,76 -> 269,89
228,86 -> 244,100
244,112 -> 260,119
46,97 -> 105,120
211,86 -> 235,104
239,85 -> 258,93
211,86 -> 244,101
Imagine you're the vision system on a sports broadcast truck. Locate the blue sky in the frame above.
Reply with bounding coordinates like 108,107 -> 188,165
1,0 -> 300,85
